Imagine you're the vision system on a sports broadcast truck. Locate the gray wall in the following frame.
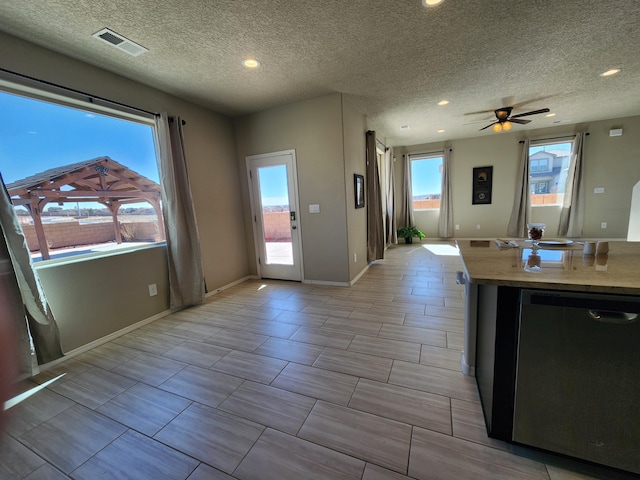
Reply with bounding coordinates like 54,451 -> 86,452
1,32 -> 249,351
235,93 -> 364,284
395,115 -> 640,239
37,246 -> 169,352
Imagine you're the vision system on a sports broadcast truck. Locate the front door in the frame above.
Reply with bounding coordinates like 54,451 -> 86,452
247,150 -> 303,281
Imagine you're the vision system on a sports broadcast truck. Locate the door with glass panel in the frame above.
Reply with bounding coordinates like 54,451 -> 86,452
246,150 -> 303,281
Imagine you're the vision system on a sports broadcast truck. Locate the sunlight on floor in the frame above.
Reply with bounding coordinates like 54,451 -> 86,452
4,374 -> 65,410
422,244 -> 460,256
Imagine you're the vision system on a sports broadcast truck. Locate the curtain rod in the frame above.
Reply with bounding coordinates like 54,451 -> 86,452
519,133 -> 589,144
405,149 -> 452,157
0,67 -> 159,118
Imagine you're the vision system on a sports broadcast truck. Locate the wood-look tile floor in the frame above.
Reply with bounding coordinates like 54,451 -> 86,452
2,244 -> 636,479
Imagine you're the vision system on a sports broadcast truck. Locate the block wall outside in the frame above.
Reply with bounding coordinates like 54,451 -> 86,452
21,221 -> 161,252
262,212 -> 292,242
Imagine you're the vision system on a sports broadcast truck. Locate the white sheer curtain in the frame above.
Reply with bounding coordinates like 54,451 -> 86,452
558,133 -> 586,237
507,140 -> 531,237
401,154 -> 415,228
438,149 -> 454,238
156,114 -> 206,309
384,148 -> 397,245
0,174 -> 61,373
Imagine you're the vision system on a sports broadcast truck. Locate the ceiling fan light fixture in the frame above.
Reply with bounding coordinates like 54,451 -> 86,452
422,0 -> 444,7
502,121 -> 512,131
496,109 -> 511,120
492,123 -> 503,133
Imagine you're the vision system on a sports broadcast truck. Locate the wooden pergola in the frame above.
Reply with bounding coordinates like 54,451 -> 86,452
6,156 -> 164,260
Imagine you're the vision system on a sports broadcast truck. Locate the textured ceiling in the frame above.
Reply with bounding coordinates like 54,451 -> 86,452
0,0 -> 639,146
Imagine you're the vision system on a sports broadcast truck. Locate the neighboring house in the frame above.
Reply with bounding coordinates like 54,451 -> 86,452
529,149 -> 571,195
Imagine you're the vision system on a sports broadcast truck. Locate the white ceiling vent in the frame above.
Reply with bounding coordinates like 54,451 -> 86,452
92,28 -> 148,57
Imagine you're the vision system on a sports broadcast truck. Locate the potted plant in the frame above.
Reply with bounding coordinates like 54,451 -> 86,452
397,226 -> 425,244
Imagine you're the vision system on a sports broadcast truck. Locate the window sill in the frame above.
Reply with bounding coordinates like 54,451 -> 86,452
33,242 -> 166,270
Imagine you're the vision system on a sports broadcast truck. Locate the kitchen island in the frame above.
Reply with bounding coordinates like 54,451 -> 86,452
456,239 -> 640,475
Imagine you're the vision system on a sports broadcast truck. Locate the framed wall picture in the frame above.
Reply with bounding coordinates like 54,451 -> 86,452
472,166 -> 493,205
354,174 -> 365,208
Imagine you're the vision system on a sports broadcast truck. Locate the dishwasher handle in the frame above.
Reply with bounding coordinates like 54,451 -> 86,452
588,310 -> 638,324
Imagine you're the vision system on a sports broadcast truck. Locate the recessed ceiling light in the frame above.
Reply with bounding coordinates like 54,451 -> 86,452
437,129 -> 445,133
600,68 -> 621,77
437,100 -> 449,106
422,0 -> 444,6
545,113 -> 556,117
242,58 -> 261,69
400,125 -> 410,130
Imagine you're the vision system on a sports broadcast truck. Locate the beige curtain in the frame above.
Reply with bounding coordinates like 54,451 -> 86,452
0,174 -> 61,371
438,149 -> 454,238
558,133 -> 586,237
156,114 -> 206,308
385,148 -> 397,245
507,140 -> 531,237
366,131 -> 384,261
401,154 -> 415,228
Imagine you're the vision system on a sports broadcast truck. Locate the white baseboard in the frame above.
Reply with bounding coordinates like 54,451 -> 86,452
349,263 -> 371,286
205,275 -> 258,297
461,352 -> 476,376
41,309 -> 173,371
303,279 -> 350,287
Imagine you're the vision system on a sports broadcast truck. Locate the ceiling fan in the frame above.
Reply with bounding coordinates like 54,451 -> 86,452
479,106 -> 550,132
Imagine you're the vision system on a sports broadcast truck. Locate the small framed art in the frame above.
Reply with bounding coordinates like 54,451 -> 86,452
472,166 -> 493,205
354,174 -> 365,208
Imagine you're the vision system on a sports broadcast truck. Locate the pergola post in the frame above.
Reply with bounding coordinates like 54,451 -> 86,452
29,196 -> 50,261
108,200 -> 123,244
149,197 -> 166,241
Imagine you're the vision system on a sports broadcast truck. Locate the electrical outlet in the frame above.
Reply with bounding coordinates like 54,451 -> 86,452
601,222 -> 607,229
455,224 -> 460,230
148,283 -> 158,296
476,224 -> 481,230
594,187 -> 605,194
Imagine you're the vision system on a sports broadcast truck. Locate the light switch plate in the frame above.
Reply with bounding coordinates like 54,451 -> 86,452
594,187 -> 605,194
309,204 -> 320,214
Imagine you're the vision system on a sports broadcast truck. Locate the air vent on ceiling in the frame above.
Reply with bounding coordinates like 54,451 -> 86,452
92,28 -> 148,57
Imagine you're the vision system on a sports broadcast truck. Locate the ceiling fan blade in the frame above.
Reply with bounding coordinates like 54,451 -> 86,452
509,118 -> 531,125
510,108 -> 550,119
479,123 -> 495,131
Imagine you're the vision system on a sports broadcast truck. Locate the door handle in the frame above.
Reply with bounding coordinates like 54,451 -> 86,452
588,310 -> 638,324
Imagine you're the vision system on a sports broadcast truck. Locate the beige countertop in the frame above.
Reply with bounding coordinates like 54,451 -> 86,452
456,240 -> 640,295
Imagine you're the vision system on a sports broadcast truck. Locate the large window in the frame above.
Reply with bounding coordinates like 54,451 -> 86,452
529,141 -> 572,206
411,155 -> 443,210
0,89 -> 162,262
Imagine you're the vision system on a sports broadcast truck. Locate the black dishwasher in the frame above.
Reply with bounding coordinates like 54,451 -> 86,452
514,290 -> 640,474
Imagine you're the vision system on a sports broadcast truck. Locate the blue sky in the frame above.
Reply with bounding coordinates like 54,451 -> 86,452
412,157 -> 442,196
258,165 -> 289,206
0,91 -> 158,210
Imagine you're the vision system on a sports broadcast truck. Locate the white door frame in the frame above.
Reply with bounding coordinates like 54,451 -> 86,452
246,149 -> 304,281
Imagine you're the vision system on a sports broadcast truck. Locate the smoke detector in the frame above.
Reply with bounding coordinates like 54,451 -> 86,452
92,28 -> 148,57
